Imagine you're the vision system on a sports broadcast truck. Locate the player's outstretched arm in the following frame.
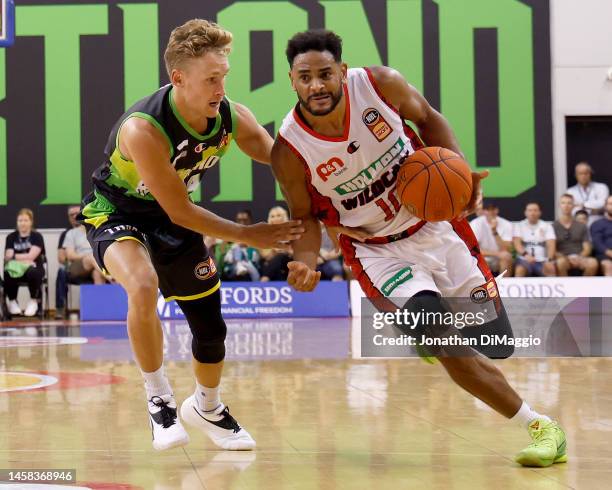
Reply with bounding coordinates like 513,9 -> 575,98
233,102 -> 274,165
120,118 -> 303,250
270,137 -> 322,292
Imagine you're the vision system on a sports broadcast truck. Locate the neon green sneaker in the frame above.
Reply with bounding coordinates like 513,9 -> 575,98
515,419 -> 568,467
415,343 -> 437,364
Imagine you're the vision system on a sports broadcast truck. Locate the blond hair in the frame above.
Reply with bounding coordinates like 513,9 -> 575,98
164,19 -> 232,76
17,208 -> 34,225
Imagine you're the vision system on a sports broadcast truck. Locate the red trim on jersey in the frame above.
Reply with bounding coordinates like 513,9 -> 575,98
362,220 -> 426,245
450,218 -> 493,281
340,236 -> 399,315
340,235 -> 382,298
402,122 -> 425,151
364,66 -> 425,152
364,66 -> 400,115
292,84 -> 351,142
276,134 -> 341,226
450,218 -> 503,311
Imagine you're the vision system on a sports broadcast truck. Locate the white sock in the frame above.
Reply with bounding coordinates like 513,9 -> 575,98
195,381 -> 222,413
511,401 -> 551,429
141,365 -> 172,399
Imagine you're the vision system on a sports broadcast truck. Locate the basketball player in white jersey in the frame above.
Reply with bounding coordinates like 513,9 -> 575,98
271,29 -> 567,467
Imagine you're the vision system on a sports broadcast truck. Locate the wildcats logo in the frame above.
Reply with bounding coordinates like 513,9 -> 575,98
334,138 -> 405,195
340,164 -> 400,210
362,107 -> 392,142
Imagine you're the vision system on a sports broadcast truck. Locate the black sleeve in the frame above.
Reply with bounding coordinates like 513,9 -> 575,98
31,231 -> 46,254
58,229 -> 69,249
5,231 -> 16,251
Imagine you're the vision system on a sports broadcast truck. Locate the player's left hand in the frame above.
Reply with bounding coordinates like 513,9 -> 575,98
458,170 -> 489,220
287,261 -> 321,292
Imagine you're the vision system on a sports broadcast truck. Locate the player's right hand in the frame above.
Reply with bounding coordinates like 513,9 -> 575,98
287,261 -> 321,292
244,220 -> 304,250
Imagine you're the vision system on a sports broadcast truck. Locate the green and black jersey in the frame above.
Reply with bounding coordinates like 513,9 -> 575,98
88,84 -> 237,219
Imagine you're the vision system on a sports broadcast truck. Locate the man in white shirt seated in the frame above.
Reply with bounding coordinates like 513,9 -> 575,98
566,162 -> 609,227
513,202 -> 557,277
64,225 -> 106,284
470,203 -> 513,276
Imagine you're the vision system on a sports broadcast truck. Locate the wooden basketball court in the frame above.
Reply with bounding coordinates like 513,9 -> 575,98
1,318 -> 610,489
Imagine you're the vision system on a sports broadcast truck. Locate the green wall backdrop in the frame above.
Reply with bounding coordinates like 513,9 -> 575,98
0,0 -> 552,227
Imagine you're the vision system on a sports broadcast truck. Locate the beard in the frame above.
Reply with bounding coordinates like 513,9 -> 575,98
298,84 -> 344,116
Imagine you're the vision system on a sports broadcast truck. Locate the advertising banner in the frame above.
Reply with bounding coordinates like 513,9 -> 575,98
80,281 -> 349,320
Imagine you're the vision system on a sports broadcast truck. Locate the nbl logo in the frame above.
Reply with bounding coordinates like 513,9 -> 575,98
194,258 -> 217,281
470,286 -> 489,304
362,107 -> 392,142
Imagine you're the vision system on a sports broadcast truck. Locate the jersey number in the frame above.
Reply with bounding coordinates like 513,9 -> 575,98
375,191 -> 402,221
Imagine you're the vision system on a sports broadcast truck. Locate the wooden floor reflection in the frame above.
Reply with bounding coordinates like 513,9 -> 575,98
0,319 -> 611,489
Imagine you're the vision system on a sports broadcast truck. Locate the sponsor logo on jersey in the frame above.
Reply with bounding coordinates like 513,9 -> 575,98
362,107 -> 392,142
381,267 -> 413,296
194,257 -> 217,281
486,279 -> 498,298
103,224 -> 141,236
347,141 -> 360,154
195,142 -> 209,153
334,138 -> 406,195
470,286 -> 489,304
470,279 -> 498,303
316,157 -> 346,182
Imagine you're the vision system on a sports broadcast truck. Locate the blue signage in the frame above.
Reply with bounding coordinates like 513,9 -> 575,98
80,281 -> 350,321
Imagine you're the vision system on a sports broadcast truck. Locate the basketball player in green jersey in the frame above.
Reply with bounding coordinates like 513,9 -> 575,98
80,19 -> 304,451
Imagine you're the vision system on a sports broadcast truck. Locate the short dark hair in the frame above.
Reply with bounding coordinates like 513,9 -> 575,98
286,29 -> 343,67
575,209 -> 588,217
483,203 -> 499,211
236,209 -> 252,218
525,202 -> 541,210
560,193 -> 574,200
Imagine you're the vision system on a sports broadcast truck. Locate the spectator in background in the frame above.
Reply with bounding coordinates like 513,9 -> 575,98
56,205 -> 81,318
57,205 -> 81,266
566,161 -> 609,226
513,203 -> 557,277
574,209 -> 589,226
470,203 -> 513,276
223,243 -> 261,281
221,209 -> 261,281
553,194 -> 598,276
591,195 -> 612,276
235,209 -> 252,226
3,209 -> 46,316
317,222 -> 344,281
64,225 -> 106,284
206,210 -> 253,275
260,206 -> 291,281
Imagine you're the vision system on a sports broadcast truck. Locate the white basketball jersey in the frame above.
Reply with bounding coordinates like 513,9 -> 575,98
278,68 -> 423,237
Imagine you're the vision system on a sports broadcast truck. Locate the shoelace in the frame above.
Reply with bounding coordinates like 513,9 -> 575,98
528,424 -> 557,448
150,396 -> 177,428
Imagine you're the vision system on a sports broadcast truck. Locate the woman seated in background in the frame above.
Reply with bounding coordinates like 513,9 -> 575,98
260,206 -> 292,282
3,208 -> 46,316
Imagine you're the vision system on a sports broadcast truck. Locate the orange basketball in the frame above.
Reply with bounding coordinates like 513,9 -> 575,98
396,147 -> 473,222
